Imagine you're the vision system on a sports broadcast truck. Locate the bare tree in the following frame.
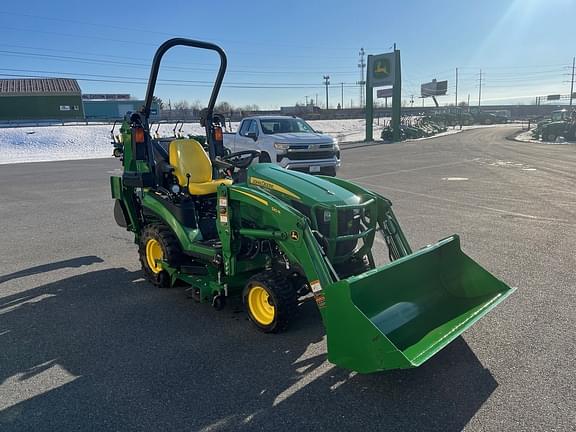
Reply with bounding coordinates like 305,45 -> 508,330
240,104 -> 259,112
215,101 -> 234,113
173,100 -> 190,111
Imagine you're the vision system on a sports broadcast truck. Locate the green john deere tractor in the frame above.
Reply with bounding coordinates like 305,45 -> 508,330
532,109 -> 576,142
111,38 -> 515,373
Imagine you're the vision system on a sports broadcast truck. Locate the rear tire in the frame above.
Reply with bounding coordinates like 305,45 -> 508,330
243,271 -> 297,333
139,224 -> 183,288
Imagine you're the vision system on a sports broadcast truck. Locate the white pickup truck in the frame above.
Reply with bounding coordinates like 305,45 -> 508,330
223,116 -> 341,176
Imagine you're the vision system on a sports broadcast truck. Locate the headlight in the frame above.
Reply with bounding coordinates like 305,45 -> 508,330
273,142 -> 290,151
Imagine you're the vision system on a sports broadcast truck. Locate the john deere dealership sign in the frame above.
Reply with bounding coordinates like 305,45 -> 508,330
367,52 -> 395,87
365,48 -> 401,141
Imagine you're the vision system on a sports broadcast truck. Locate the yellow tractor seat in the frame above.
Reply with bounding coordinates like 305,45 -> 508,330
168,139 -> 232,195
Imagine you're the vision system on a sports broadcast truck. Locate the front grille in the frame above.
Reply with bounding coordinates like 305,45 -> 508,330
282,150 -> 336,161
315,208 -> 362,257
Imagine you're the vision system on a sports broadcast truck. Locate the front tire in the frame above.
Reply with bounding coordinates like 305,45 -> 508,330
139,224 -> 183,288
243,271 -> 297,333
323,166 -> 337,177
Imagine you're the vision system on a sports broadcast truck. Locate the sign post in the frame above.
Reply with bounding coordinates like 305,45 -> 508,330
365,48 -> 401,142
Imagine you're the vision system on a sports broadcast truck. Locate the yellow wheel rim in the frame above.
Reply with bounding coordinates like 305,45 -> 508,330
145,238 -> 164,274
247,285 -> 275,325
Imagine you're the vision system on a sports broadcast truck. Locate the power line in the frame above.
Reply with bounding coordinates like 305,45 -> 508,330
0,25 -> 356,60
0,43 -> 365,75
0,67 -> 362,87
0,48 -> 362,76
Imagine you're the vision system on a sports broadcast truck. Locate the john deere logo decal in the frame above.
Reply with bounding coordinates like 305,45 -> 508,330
290,231 -> 299,241
373,58 -> 390,80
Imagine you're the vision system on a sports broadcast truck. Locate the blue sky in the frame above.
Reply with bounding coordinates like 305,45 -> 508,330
0,0 -> 574,109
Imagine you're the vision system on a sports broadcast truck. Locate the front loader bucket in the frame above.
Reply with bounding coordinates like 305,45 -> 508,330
323,235 -> 515,373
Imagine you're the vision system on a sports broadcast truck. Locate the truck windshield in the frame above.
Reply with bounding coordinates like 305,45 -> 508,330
260,118 -> 315,134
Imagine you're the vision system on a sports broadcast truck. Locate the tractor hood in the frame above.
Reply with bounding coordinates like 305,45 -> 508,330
246,164 -> 360,206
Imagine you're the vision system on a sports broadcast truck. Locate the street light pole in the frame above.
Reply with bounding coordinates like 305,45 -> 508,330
323,75 -> 330,109
569,56 -> 575,108
478,69 -> 482,108
455,67 -> 458,107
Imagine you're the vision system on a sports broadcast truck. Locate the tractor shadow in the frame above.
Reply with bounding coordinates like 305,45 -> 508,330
0,256 -> 103,284
0,264 -> 497,431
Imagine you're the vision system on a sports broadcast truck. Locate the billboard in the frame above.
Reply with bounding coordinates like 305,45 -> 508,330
367,53 -> 395,87
376,88 -> 393,98
547,94 -> 561,101
421,80 -> 448,97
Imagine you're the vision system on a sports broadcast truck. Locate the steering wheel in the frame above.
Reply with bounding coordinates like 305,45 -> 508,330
219,150 -> 261,170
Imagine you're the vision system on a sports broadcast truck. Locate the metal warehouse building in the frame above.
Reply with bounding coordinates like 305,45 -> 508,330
0,78 -> 85,121
83,99 -> 160,121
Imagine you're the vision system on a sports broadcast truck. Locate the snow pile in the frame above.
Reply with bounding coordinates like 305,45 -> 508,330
0,125 -> 115,165
308,118 -> 388,143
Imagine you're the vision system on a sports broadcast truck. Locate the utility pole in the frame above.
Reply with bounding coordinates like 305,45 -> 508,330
455,67 -> 458,107
357,48 -> 366,108
341,82 -> 344,109
315,94 -> 318,106
305,95 -> 308,106
478,69 -> 483,108
467,94 -> 470,111
410,95 -> 414,108
323,75 -> 330,109
569,56 -> 575,107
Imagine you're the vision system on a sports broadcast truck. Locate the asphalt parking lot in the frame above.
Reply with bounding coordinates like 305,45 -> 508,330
1,125 -> 575,431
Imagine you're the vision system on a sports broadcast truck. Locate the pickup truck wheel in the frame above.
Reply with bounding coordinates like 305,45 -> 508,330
259,152 -> 271,163
323,166 -> 337,177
